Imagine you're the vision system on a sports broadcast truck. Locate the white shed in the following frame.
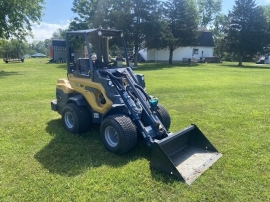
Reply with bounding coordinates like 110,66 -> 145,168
142,30 -> 215,62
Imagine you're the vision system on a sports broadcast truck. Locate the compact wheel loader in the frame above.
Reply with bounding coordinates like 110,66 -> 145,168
51,29 -> 222,184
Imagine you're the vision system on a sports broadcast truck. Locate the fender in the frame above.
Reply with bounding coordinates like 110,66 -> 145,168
67,94 -> 89,106
103,104 -> 129,120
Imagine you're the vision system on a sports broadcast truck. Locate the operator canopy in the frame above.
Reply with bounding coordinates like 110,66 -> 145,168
66,29 -> 123,37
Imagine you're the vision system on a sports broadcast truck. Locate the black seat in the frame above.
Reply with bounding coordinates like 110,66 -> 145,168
77,58 -> 90,74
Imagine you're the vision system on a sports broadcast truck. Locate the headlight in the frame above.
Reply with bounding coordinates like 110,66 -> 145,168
141,75 -> 144,81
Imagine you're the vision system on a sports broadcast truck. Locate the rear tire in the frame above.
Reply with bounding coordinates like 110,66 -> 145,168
156,104 -> 171,130
62,103 -> 91,134
100,115 -> 137,154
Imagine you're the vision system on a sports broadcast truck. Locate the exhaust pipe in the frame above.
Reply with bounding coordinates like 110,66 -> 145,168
150,124 -> 222,185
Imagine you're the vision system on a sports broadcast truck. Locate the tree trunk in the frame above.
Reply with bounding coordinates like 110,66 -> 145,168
134,44 -> 138,67
133,27 -> 139,67
238,55 -> 243,66
169,45 -> 174,64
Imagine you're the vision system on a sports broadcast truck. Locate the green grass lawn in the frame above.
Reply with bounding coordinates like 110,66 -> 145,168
0,59 -> 269,201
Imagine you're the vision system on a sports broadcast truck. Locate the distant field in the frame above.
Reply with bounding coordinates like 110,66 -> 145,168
0,58 -> 269,201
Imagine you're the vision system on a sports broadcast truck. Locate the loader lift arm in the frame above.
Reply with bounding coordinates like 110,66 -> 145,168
100,69 -> 168,146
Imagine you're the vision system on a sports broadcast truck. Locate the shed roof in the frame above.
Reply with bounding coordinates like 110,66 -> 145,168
32,53 -> 46,57
23,54 -> 30,57
52,39 -> 66,47
198,31 -> 215,47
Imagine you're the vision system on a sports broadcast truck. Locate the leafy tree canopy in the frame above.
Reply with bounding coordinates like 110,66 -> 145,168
0,39 -> 32,58
225,0 -> 268,66
0,0 -> 45,41
51,28 -> 67,39
262,4 -> 270,22
197,0 -> 222,27
210,14 -> 228,57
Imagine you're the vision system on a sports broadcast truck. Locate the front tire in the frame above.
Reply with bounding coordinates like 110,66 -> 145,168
156,104 -> 171,130
100,115 -> 137,154
62,103 -> 91,134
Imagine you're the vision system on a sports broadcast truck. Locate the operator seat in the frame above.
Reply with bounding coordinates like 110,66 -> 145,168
77,58 -> 90,75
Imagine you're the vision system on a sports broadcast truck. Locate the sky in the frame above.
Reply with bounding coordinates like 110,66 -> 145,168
27,0 -> 270,42
26,0 -> 76,42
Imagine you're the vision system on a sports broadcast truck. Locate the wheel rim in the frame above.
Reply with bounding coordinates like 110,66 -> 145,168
65,111 -> 74,129
105,126 -> 119,147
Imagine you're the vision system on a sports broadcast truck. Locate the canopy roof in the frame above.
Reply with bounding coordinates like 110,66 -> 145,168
66,29 -> 122,37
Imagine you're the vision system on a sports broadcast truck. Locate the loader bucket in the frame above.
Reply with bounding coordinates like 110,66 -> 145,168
150,124 -> 222,185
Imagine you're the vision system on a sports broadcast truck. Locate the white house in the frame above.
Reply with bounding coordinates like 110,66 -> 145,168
140,30 -> 215,62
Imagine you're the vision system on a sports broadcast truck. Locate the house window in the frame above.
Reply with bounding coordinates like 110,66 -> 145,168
193,48 -> 199,55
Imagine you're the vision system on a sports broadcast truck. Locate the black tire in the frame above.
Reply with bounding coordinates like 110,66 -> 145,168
62,103 -> 91,134
156,104 -> 171,130
100,115 -> 137,154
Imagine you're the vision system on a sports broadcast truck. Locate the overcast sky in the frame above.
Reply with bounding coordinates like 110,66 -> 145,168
26,0 -> 270,42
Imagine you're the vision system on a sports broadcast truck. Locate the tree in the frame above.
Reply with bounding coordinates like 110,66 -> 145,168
71,0 -> 113,28
0,39 -> 29,58
0,40 -> 9,58
225,0 -> 268,66
261,5 -> 270,54
30,41 -> 48,55
144,18 -> 173,51
262,4 -> 270,22
210,14 -> 228,58
0,0 -> 45,41
162,0 -> 199,64
51,28 -> 67,39
68,20 -> 89,31
197,0 -> 222,27
44,38 -> 52,48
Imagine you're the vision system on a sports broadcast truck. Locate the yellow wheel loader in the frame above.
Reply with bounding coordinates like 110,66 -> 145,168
51,29 -> 222,184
